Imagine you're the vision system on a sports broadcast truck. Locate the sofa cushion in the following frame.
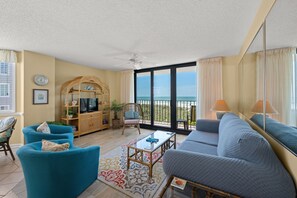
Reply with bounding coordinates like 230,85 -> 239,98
187,131 -> 218,146
218,113 -> 269,162
179,140 -> 217,156
219,113 -> 250,135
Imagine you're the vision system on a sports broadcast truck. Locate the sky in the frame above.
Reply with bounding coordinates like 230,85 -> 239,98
136,71 -> 196,98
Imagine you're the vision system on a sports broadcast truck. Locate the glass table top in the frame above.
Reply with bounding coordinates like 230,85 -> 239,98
128,130 -> 175,152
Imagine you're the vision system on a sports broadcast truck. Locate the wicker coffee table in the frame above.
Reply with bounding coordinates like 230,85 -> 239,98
127,130 -> 176,177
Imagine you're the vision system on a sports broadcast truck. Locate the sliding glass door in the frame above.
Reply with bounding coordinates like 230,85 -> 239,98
154,69 -> 171,128
135,62 -> 196,133
176,66 -> 197,130
136,72 -> 151,125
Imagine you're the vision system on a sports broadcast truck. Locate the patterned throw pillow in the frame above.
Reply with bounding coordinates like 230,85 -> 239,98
41,140 -> 70,152
37,122 -> 51,134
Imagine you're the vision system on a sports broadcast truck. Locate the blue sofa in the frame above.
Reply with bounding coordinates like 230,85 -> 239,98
251,114 -> 297,153
17,139 -> 100,198
23,124 -> 74,144
163,113 -> 296,198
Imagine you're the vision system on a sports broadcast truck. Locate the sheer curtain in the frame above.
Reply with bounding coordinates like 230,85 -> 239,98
256,48 -> 295,125
0,50 -> 17,63
120,70 -> 134,103
197,57 -> 223,119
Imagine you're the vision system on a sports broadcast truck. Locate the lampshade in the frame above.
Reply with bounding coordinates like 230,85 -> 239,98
251,100 -> 278,114
211,100 -> 230,112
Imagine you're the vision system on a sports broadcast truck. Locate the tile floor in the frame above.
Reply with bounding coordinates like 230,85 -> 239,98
0,128 -> 187,198
0,145 -> 23,198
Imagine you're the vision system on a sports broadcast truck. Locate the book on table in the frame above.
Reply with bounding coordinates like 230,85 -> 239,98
171,177 -> 187,190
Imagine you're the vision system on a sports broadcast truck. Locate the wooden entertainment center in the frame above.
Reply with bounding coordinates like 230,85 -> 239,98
60,76 -> 110,136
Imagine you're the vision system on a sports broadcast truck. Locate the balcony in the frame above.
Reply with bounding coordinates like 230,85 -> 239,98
137,99 -> 196,130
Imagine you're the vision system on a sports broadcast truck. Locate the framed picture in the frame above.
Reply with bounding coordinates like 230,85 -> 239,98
33,89 -> 48,104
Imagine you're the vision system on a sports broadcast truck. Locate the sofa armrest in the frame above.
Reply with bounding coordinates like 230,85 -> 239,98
196,119 -> 220,133
163,149 -> 295,198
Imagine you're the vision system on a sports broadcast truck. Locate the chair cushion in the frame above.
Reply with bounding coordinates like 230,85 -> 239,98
0,117 -> 15,131
124,119 -> 140,124
0,131 -> 9,142
37,122 -> 51,134
41,139 -> 70,152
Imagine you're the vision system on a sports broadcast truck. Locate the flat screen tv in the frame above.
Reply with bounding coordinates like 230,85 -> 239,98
80,98 -> 98,113
88,98 -> 98,112
80,98 -> 88,113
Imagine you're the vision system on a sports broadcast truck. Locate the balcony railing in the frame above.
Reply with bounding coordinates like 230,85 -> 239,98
137,99 -> 196,130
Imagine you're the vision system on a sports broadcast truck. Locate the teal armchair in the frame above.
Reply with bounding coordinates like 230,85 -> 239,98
17,139 -> 100,198
23,124 -> 74,144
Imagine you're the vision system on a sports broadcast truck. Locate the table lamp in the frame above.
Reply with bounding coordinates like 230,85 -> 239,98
211,100 -> 230,119
251,100 -> 278,114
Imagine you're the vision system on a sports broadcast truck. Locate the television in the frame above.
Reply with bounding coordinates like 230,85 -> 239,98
80,98 -> 98,113
88,98 -> 98,112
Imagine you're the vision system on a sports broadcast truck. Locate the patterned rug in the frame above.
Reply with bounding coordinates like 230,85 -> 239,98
98,139 -> 166,198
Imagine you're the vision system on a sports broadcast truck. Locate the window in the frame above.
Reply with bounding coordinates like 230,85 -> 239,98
0,83 -> 10,97
0,62 -> 15,112
0,105 -> 9,110
0,63 -> 8,75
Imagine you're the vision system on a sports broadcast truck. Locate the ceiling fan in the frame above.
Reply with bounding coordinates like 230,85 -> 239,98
128,53 -> 142,70
114,53 -> 145,70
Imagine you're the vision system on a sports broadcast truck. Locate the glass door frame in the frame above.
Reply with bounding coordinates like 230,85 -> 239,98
134,61 -> 196,135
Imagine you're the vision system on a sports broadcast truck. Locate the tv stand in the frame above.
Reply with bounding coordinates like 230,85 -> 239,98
60,76 -> 110,136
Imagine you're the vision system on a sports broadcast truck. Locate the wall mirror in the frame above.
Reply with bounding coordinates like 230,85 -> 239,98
239,26 -> 264,121
245,0 -> 297,156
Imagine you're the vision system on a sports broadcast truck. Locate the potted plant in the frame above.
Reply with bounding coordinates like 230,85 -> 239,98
110,100 -> 124,128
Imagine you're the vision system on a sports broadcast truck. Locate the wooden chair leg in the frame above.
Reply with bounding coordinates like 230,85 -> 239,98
137,124 -> 141,134
6,142 -> 15,161
122,125 -> 125,135
3,144 -> 7,156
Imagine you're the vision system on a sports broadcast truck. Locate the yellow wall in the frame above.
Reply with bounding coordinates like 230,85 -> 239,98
238,53 -> 257,118
23,51 -> 56,126
54,59 -> 120,121
222,55 -> 239,113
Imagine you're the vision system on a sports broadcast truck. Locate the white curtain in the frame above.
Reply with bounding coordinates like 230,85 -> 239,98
256,48 -> 295,124
0,50 -> 17,63
197,57 -> 223,119
120,70 -> 134,103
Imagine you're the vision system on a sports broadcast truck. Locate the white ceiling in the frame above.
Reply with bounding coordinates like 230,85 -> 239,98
0,0 -> 262,71
246,0 -> 297,53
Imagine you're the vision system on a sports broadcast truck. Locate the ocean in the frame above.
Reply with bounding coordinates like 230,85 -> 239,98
137,96 -> 196,101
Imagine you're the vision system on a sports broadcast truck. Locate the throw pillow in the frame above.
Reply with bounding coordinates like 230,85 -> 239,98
134,112 -> 140,119
37,122 -> 51,134
41,140 -> 70,152
125,111 -> 135,119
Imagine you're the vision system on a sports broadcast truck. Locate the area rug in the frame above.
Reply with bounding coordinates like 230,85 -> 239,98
98,139 -> 166,198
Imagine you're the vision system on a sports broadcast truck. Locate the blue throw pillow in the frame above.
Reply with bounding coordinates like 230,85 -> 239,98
125,111 -> 135,119
134,112 -> 140,119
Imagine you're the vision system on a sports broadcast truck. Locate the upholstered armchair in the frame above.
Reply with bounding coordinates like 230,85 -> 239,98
17,139 -> 100,198
22,124 -> 74,144
0,116 -> 17,160
122,103 -> 143,135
